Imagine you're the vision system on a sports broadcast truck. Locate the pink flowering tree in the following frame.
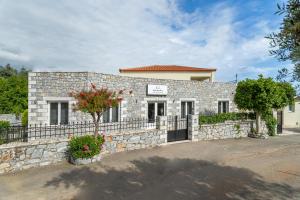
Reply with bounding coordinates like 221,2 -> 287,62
70,83 -> 123,136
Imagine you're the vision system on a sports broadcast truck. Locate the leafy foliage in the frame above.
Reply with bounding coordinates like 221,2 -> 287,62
22,109 -> 28,126
70,83 -> 123,136
267,0 -> 300,93
0,64 -> 30,115
199,112 -> 255,125
234,75 -> 296,135
0,121 -> 10,145
0,120 -> 10,128
69,135 -> 105,159
262,112 -> 277,136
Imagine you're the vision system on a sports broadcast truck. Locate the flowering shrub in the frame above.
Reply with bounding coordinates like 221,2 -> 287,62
70,83 -> 123,136
69,135 -> 105,159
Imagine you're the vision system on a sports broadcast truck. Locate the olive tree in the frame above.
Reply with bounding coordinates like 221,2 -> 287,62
234,75 -> 295,134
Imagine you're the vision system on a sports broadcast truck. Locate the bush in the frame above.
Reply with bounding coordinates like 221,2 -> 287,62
262,112 -> 277,136
199,112 -> 255,125
0,121 -> 10,145
0,120 -> 10,128
69,135 -> 105,159
21,109 -> 28,126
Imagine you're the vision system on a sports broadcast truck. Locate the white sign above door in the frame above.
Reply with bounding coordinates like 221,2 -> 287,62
147,84 -> 168,95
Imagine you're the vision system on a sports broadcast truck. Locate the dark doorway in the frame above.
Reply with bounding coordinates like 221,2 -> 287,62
167,116 -> 188,142
277,111 -> 283,134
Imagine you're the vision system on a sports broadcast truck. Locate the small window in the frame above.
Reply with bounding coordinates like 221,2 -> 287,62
218,101 -> 229,114
288,104 -> 295,112
181,101 -> 194,118
103,106 -> 119,123
111,106 -> 119,122
50,103 -> 58,125
49,102 -> 69,125
147,102 -> 166,123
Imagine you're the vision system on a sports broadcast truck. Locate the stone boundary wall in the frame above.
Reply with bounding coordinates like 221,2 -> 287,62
0,129 -> 167,174
0,138 -> 68,174
198,121 -> 254,140
0,114 -> 21,124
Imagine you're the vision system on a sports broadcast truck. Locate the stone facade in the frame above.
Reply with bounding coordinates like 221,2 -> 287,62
0,114 -> 21,124
198,121 -> 254,140
28,72 -> 237,125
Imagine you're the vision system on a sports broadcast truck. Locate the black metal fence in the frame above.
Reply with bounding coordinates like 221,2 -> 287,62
0,118 -> 157,144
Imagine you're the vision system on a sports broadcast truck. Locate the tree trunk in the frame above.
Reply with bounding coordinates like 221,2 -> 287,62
94,124 -> 99,137
256,112 -> 261,134
91,113 -> 100,137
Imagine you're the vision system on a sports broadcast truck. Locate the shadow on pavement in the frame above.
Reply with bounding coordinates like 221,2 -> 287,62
45,156 -> 300,200
284,128 -> 300,133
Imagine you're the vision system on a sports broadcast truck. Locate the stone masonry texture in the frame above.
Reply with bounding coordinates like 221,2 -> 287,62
28,72 -> 237,125
0,119 -> 256,174
0,129 -> 167,174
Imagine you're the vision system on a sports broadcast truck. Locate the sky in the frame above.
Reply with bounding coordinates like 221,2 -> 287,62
0,0 -> 290,81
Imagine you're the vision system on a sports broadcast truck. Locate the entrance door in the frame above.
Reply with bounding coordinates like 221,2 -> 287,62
277,111 -> 283,134
167,116 -> 188,142
148,102 -> 166,123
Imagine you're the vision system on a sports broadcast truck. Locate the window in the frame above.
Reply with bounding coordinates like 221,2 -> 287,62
49,102 -> 69,125
218,101 -> 229,114
288,104 -> 295,112
148,102 -> 166,122
181,101 -> 194,118
103,105 -> 119,123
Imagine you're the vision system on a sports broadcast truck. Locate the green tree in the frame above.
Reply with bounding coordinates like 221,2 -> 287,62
267,0 -> 300,91
70,83 -> 123,136
0,64 -> 17,78
234,75 -> 295,135
0,64 -> 30,115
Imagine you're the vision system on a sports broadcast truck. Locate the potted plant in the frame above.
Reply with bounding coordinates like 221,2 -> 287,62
69,135 -> 105,165
68,83 -> 124,164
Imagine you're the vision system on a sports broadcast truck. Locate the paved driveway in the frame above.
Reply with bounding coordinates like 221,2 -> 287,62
1,135 -> 300,200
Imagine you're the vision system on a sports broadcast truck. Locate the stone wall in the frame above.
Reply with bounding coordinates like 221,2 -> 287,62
0,138 -> 68,174
103,129 -> 167,154
28,72 -> 237,125
0,114 -> 21,125
0,129 -> 167,174
198,121 -> 254,140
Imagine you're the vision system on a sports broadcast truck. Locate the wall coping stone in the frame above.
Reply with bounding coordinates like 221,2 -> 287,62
200,120 -> 254,127
0,138 -> 70,150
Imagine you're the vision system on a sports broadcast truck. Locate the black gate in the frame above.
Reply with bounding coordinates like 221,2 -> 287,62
277,111 -> 283,134
167,116 -> 188,142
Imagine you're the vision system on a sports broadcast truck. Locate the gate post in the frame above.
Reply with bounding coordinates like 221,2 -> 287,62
156,116 -> 168,144
188,114 -> 199,142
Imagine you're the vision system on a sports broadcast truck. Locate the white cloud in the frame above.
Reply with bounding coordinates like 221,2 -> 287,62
0,0 -> 279,80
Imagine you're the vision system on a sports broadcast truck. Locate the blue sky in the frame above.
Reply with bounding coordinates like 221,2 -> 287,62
0,0 -> 289,81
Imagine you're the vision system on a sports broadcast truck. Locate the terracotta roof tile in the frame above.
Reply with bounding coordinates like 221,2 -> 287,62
119,65 -> 216,72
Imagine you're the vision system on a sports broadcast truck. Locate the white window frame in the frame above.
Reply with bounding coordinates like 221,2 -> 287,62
102,105 -> 121,123
48,101 -> 69,125
288,103 -> 295,112
218,101 -> 229,114
181,101 -> 194,118
147,101 -> 167,121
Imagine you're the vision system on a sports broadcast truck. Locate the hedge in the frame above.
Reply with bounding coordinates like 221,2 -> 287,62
199,112 -> 255,125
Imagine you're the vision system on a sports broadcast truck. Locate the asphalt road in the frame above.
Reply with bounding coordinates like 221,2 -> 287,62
1,134 -> 300,200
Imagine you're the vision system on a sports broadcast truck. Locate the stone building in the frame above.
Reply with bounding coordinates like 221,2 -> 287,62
28,72 -> 237,125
